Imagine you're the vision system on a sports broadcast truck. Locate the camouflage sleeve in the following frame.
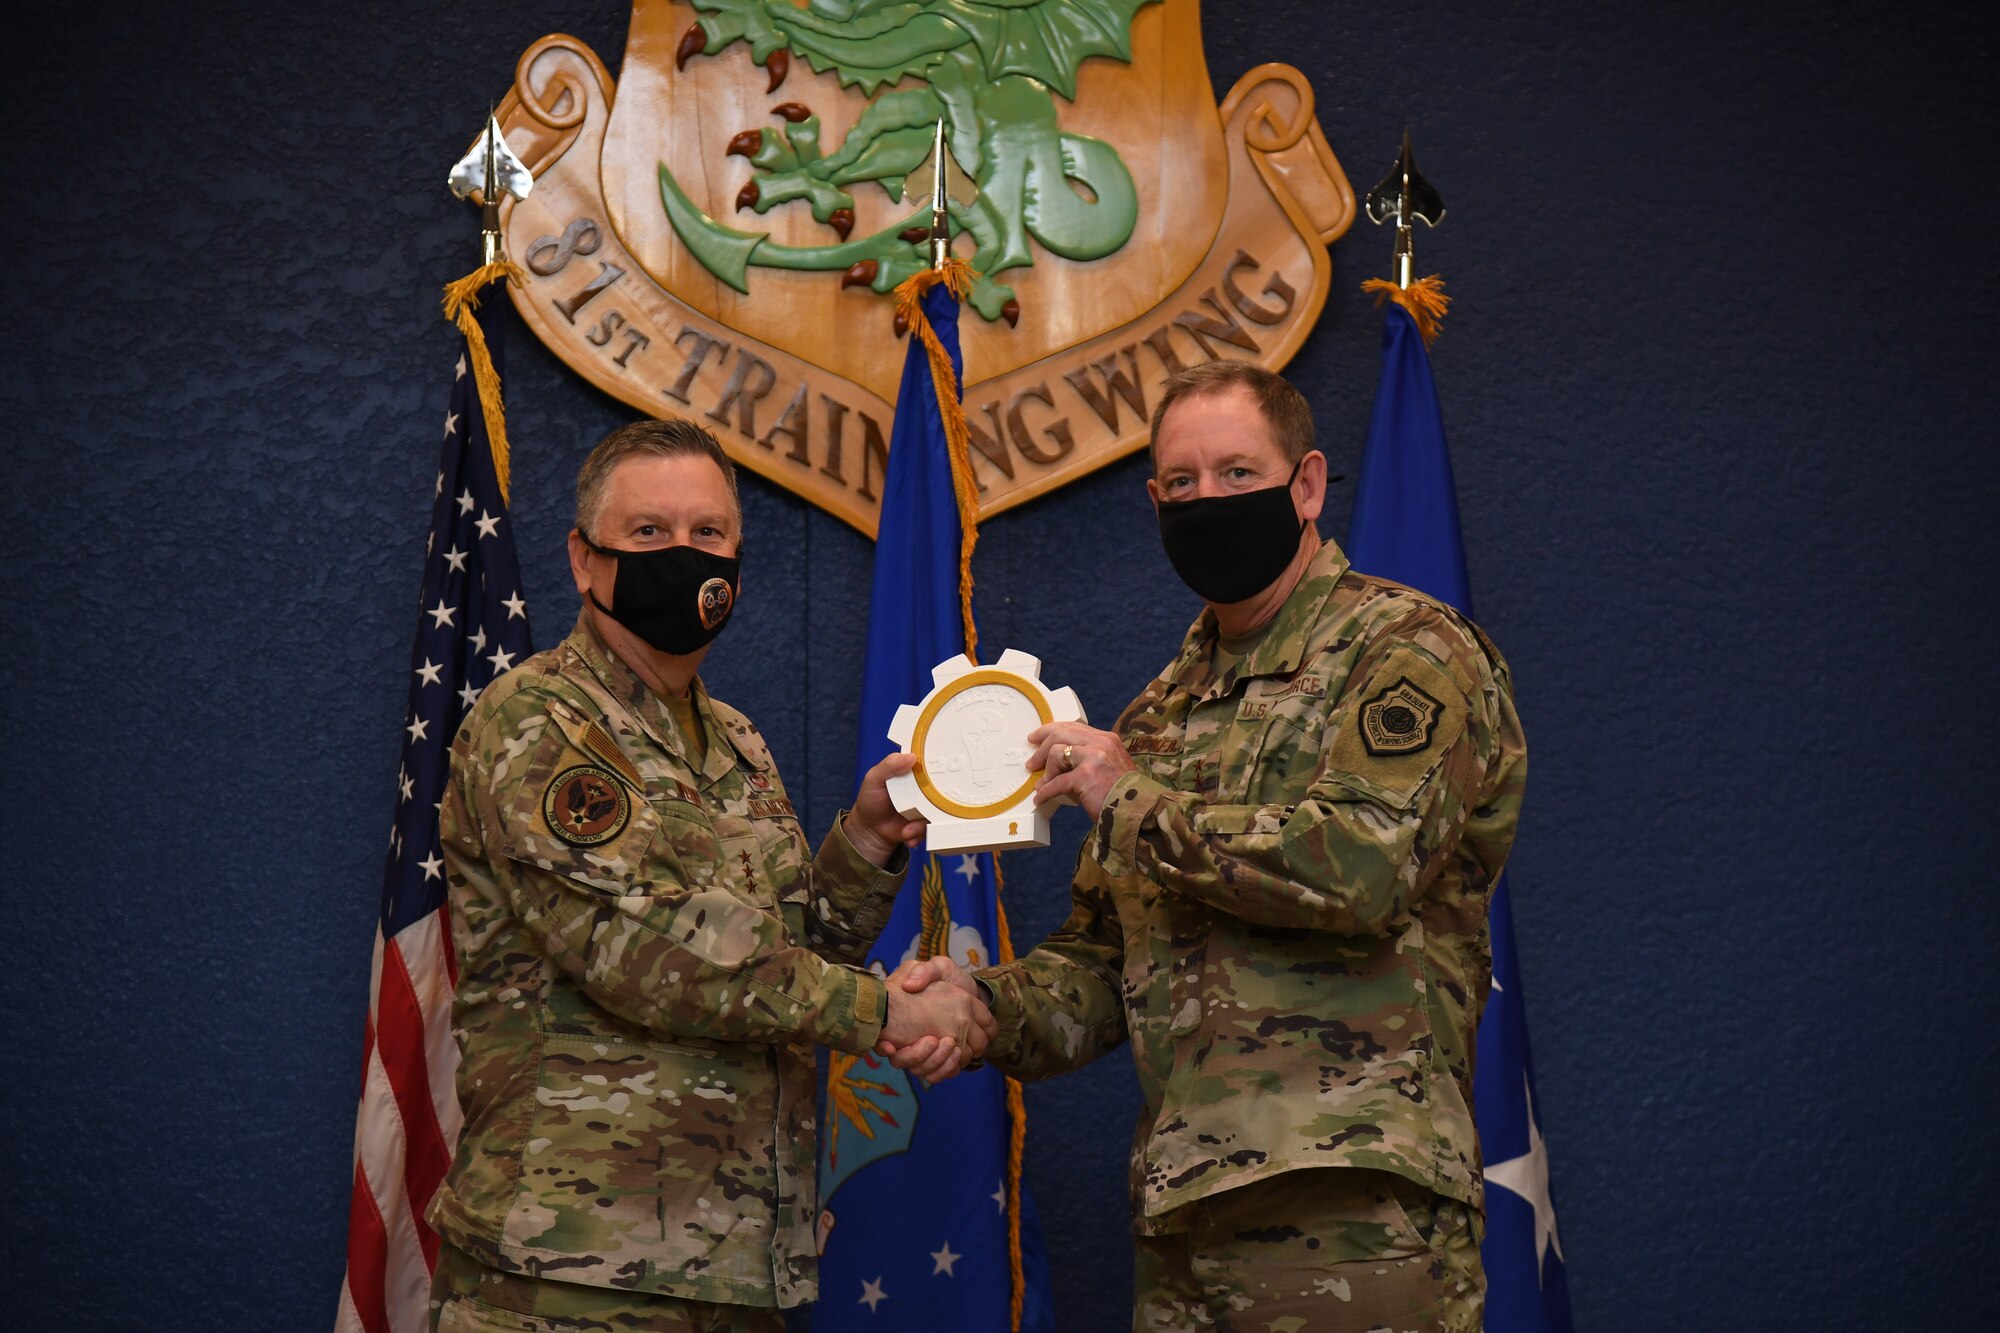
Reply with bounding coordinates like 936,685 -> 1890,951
1096,635 -> 1497,936
457,683 -> 889,1054
793,811 -> 906,965
973,851 -> 1128,1081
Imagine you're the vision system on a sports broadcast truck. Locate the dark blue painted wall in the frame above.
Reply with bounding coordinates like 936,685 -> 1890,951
4,2 -> 1994,1329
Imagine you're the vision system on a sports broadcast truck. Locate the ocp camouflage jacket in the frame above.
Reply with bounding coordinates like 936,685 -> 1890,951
429,617 -> 902,1307
979,540 -> 1525,1229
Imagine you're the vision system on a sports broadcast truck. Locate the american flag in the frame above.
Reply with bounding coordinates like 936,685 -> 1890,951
336,292 -> 533,1333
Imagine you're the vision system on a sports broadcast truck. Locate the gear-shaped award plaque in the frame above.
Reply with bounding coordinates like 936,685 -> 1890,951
885,650 -> 1087,854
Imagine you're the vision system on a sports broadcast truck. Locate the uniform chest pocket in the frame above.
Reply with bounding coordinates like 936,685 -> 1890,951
1122,714 -> 1186,789
646,794 -> 725,894
707,809 -> 805,911
757,813 -> 810,907
1236,674 -> 1331,807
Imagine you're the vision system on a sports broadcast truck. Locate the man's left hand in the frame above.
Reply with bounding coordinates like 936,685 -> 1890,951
1027,723 -> 1136,821
845,752 -> 926,867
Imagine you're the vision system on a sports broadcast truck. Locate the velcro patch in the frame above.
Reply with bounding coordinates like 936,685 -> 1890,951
543,765 -> 631,846
747,797 -> 796,820
1359,677 -> 1444,756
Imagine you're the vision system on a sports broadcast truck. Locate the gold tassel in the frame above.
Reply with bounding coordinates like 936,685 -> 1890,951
992,854 -> 1028,1333
1361,274 -> 1449,348
441,260 -> 526,504
917,856 -> 951,961
892,257 -> 983,662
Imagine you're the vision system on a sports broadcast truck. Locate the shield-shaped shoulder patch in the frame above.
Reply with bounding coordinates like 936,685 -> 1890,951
1359,677 -> 1444,756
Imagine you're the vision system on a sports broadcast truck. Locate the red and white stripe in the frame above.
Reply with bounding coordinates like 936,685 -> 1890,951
335,910 -> 462,1333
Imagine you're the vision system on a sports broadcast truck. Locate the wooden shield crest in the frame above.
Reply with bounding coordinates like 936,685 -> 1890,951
487,0 -> 1355,536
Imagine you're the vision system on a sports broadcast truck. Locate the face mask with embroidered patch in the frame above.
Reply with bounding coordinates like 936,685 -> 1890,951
580,536 -> 739,655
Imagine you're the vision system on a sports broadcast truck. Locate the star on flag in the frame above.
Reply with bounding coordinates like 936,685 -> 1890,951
1485,1074 -> 1564,1283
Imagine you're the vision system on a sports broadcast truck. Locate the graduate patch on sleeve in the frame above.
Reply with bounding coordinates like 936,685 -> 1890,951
543,765 -> 631,846
1328,650 -> 1472,809
1359,677 -> 1444,756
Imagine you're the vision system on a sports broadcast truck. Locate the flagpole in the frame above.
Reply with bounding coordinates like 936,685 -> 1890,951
334,111 -> 540,1333
1347,136 -> 1573,1330
895,123 -> 1038,1330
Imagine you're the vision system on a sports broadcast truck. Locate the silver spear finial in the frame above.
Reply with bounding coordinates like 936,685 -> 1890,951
449,108 -> 533,266
1364,131 -> 1445,289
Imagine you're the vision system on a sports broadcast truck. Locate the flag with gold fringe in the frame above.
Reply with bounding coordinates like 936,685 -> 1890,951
1347,278 -> 1574,1333
335,262 -> 532,1333
813,261 -> 1053,1332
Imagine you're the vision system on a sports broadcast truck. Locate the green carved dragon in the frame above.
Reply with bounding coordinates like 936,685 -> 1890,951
664,0 -> 1161,323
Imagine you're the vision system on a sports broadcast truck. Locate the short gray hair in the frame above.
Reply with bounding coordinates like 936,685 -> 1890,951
575,417 -> 741,536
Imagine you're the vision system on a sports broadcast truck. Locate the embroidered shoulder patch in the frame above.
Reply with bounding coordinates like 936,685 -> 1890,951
1359,677 -> 1444,756
543,764 -> 631,846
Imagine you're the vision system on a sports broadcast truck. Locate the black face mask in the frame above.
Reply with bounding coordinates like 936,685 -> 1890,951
581,535 -> 740,655
1156,459 -> 1308,605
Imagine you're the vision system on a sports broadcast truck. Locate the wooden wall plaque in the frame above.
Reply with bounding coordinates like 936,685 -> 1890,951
486,0 -> 1355,536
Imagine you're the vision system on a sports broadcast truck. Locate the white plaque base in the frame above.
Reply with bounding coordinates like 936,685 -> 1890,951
920,809 -> 1056,856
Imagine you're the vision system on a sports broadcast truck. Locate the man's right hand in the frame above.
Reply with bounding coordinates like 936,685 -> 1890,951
878,957 -> 991,1082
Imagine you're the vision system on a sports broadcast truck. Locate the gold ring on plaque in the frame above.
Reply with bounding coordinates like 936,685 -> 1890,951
909,669 -> 1054,820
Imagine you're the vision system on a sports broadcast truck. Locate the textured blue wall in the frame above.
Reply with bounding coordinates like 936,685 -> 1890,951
4,2 -> 1994,1329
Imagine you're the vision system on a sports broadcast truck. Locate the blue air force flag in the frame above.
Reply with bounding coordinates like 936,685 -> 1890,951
813,281 -> 1053,1332
1346,300 -> 1573,1330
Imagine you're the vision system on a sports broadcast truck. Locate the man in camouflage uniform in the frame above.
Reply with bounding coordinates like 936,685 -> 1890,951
429,418 -> 994,1332
886,364 -> 1526,1331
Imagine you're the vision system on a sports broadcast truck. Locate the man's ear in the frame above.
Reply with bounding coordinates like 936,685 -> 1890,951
566,528 -> 594,599
1295,451 -> 1328,524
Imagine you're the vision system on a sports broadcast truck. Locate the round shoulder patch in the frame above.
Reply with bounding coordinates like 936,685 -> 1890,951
543,765 -> 631,846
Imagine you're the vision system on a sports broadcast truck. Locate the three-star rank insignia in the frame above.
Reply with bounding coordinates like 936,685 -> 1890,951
544,764 -> 631,846
1360,677 -> 1445,756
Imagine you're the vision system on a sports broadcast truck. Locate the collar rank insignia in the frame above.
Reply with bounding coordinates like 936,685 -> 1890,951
544,764 -> 631,846
1359,677 -> 1445,756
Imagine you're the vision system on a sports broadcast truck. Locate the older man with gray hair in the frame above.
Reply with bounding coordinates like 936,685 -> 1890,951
428,417 -> 992,1332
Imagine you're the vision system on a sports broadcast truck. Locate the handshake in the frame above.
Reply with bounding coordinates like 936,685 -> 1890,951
875,956 -> 992,1082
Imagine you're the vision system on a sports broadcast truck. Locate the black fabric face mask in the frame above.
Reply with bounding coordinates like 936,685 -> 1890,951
580,536 -> 740,655
1156,459 -> 1308,605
